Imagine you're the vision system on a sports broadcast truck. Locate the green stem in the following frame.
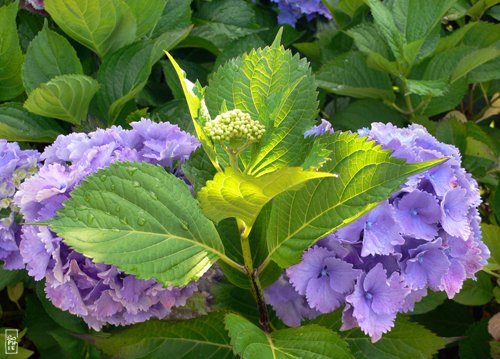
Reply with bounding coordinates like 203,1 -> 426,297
238,219 -> 272,333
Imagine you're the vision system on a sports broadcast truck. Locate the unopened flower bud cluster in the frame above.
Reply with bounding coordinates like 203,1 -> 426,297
205,109 -> 265,143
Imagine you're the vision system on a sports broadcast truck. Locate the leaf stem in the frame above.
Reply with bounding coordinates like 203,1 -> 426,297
238,219 -> 272,333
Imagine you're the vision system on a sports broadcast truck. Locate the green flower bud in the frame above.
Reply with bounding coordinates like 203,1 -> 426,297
204,109 -> 265,145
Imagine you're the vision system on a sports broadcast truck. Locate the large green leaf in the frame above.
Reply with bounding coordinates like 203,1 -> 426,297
264,131 -> 445,268
125,0 -> 167,39
482,223 -> 500,265
316,52 -> 395,101
46,161 -> 233,287
0,102 -> 63,142
312,313 -> 447,359
45,0 -> 137,58
94,312 -> 236,359
226,313 -> 353,359
198,167 -> 334,228
205,31 -> 319,176
96,40 -> 156,124
24,74 -> 99,125
0,1 -> 24,101
22,24 -> 83,94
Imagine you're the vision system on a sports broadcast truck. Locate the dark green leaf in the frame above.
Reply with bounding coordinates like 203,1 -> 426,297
411,291 -> 447,315
453,271 -> 494,306
459,320 -> 491,359
225,313 -> 353,359
182,148 -> 216,193
45,0 -> 137,58
330,99 -> 406,132
0,1 -> 24,101
96,41 -> 156,124
312,312 -> 447,359
152,0 -> 191,36
0,102 -> 64,142
125,0 -> 167,39
22,24 -> 83,93
481,223 -> 500,265
412,300 -> 474,337
317,52 -> 395,101
46,161 -> 230,287
94,312 -> 236,359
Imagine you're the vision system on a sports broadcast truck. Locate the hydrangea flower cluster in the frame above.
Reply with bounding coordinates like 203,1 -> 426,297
265,122 -> 489,342
0,140 -> 39,270
271,0 -> 332,26
204,109 -> 265,144
12,119 -> 206,330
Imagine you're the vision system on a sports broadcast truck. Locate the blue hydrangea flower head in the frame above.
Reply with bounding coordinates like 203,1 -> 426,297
267,122 -> 489,342
271,0 -> 332,26
13,119 -> 210,330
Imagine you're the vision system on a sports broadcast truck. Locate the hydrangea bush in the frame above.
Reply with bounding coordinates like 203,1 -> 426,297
266,122 -> 489,341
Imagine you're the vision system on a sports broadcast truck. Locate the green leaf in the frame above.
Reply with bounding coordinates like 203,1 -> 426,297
481,223 -> 500,265
347,23 -> 391,58
0,268 -> 25,291
125,0 -> 167,39
46,161 -> 229,287
405,79 -> 448,97
0,1 -> 24,101
451,47 -> 500,83
45,0 -> 137,58
152,0 -> 192,37
22,24 -> 83,93
205,30 -> 319,176
0,102 -> 64,142
453,271 -> 494,306
459,320 -> 491,359
265,131 -> 445,268
182,148 -> 217,193
96,41 -> 156,124
198,167 -> 334,228
225,313 -> 353,359
316,52 -> 395,101
313,312 -> 447,359
435,117 -> 467,154
411,291 -> 448,315
365,0 -> 405,60
94,312 -> 236,359
330,99 -> 406,132
24,74 -> 99,125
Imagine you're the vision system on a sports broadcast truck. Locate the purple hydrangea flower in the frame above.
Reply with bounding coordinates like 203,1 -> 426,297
14,119 -> 204,330
345,264 -> 409,342
286,246 -> 360,313
394,190 -> 441,240
271,0 -> 332,26
0,140 -> 40,269
304,119 -> 333,138
264,275 -> 320,326
402,239 -> 450,290
267,122 -> 488,342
